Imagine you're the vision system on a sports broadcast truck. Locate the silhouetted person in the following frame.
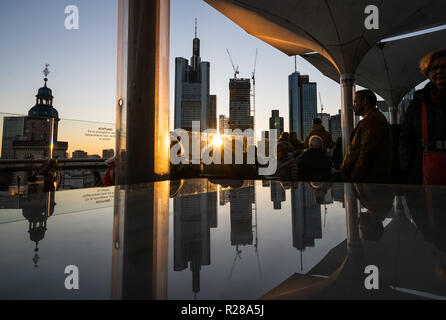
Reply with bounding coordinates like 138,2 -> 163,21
93,171 -> 102,187
278,131 -> 290,143
36,159 -> 58,192
297,135 -> 331,181
341,90 -> 393,183
271,141 -> 297,180
400,49 -> 446,184
304,118 -> 334,151
331,137 -> 343,170
290,131 -> 304,158
101,157 -> 116,186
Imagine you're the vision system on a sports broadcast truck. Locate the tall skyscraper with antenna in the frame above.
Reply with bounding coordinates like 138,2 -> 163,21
174,20 -> 216,131
288,57 -> 317,140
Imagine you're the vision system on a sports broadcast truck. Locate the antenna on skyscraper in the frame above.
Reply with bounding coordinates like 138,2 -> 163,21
294,55 -> 297,73
319,92 -> 324,114
252,48 -> 258,143
195,18 -> 197,38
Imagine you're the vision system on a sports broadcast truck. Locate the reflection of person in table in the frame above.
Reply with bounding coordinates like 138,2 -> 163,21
353,184 -> 394,241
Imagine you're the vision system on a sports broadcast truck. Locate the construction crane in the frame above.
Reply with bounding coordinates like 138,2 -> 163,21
226,49 -> 239,79
319,92 -> 324,114
251,49 -> 258,144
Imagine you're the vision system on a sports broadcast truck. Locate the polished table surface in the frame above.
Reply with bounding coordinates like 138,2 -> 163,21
0,179 -> 445,299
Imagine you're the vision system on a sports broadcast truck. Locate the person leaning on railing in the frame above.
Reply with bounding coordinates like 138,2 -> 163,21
399,49 -> 446,185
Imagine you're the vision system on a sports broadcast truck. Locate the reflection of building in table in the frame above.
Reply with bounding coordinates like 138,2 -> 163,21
173,180 -> 217,297
270,182 -> 285,210
20,192 -> 56,267
229,185 -> 255,246
291,182 -> 322,253
219,188 -> 230,206
332,183 -> 345,205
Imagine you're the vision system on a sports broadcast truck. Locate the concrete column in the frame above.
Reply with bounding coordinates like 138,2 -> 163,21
116,0 -> 170,185
340,74 -> 356,156
389,106 -> 399,125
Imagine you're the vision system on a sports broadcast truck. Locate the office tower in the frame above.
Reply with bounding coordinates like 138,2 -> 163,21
229,78 -> 251,131
260,130 -> 270,157
329,110 -> 342,142
289,71 -> 317,140
72,150 -> 88,158
317,112 -> 330,130
208,95 -> 217,129
1,117 -> 25,159
102,149 -> 114,159
174,23 -> 212,131
269,110 -> 284,136
219,115 -> 229,134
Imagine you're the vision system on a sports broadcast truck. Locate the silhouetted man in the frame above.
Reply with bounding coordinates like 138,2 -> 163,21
304,118 -> 334,151
297,135 -> 331,181
341,90 -> 393,183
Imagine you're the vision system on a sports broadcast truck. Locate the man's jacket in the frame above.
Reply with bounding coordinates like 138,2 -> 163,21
304,124 -> 334,150
341,108 -> 393,183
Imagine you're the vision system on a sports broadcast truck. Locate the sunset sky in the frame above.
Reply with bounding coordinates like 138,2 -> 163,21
0,0 -> 444,144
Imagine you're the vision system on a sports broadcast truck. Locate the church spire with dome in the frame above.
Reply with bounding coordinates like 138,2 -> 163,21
28,64 -> 59,119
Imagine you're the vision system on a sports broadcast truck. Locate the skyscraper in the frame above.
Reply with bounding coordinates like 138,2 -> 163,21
208,95 -> 217,129
269,110 -> 284,136
229,78 -> 251,131
317,112 -> 330,131
329,110 -> 342,142
174,22 -> 213,131
289,72 -> 317,140
218,115 -> 229,134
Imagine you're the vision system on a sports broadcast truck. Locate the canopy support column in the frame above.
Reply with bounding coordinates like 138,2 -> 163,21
340,74 -> 356,156
389,106 -> 399,125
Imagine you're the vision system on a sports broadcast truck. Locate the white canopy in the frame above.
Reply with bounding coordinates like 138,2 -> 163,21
205,0 -> 446,74
302,28 -> 446,112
